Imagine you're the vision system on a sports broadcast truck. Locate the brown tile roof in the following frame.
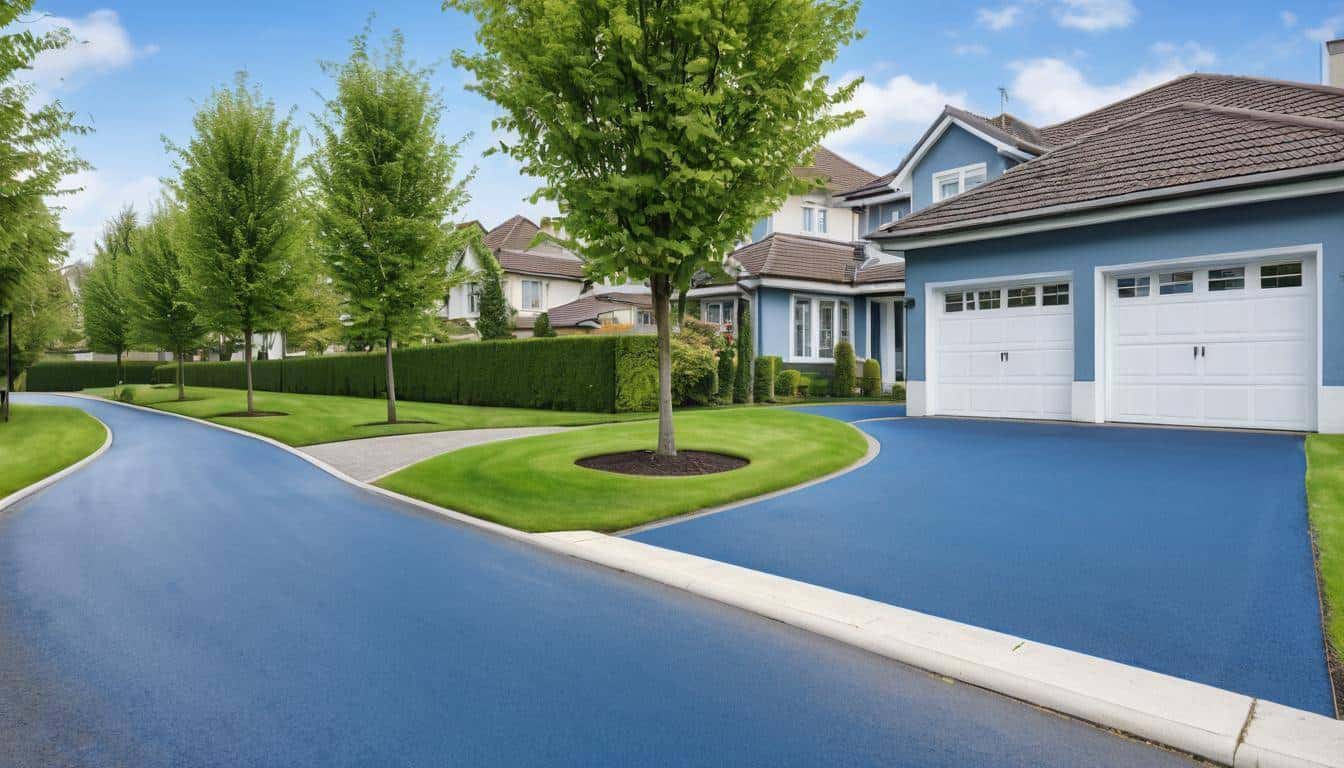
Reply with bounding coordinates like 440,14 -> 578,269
731,232 -> 864,284
1039,74 -> 1344,146
483,215 -> 541,251
876,102 -> 1344,239
945,107 -> 1049,153
544,293 -> 652,328
794,146 -> 880,194
855,260 -> 906,284
494,247 -> 587,280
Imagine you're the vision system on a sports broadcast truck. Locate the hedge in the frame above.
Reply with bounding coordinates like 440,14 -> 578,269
159,337 -> 620,412
859,358 -> 882,397
755,356 -> 780,401
831,341 -> 856,397
25,360 -> 161,391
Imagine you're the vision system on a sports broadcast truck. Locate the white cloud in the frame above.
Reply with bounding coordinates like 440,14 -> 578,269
20,9 -> 154,94
1054,0 -> 1136,32
977,6 -> 1023,31
1305,14 -> 1344,42
54,170 -> 164,265
1281,10 -> 1298,29
1009,42 -> 1217,124
955,43 -> 991,56
827,73 -> 968,165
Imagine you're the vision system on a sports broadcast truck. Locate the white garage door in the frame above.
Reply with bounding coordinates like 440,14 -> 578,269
933,281 -> 1074,419
1107,258 -> 1315,431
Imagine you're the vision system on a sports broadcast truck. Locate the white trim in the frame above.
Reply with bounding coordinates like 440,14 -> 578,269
876,172 -> 1344,251
787,293 -> 855,364
834,190 -> 909,208
685,285 -> 747,299
893,115 -> 1034,193
931,162 -> 989,203
755,277 -> 905,296
1093,244 -> 1324,432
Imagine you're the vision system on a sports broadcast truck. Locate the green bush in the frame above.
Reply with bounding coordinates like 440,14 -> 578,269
831,341 -> 856,397
532,312 -> 556,338
891,383 -> 906,402
754,355 -> 779,401
776,368 -> 802,397
672,339 -> 717,407
807,377 -> 830,397
860,358 -> 882,397
715,347 -> 735,403
614,335 -> 718,411
25,360 -> 161,391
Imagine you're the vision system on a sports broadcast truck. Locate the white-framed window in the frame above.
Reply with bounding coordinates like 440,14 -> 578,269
1006,287 -> 1036,308
637,309 -> 655,327
977,289 -> 1001,310
521,279 -> 544,310
703,300 -> 734,327
1208,267 -> 1245,292
1158,271 -> 1194,296
1116,276 -> 1150,298
802,205 -> 828,234
790,294 -> 853,361
1261,262 -> 1302,288
931,162 -> 988,202
467,281 -> 481,313
1042,284 -> 1069,306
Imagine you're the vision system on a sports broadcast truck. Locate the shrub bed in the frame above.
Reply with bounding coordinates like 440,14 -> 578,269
25,360 -> 161,391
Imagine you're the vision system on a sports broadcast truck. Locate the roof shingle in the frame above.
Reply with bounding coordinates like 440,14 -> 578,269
794,147 -> 879,194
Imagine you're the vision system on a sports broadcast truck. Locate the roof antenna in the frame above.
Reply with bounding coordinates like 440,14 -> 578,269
997,86 -> 1010,119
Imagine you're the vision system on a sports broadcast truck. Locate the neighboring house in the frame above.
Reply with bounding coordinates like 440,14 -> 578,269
534,288 -> 655,336
445,215 -> 588,331
691,147 -> 908,384
868,68 -> 1344,433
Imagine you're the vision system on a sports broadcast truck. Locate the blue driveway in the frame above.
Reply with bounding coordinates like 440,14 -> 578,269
0,395 -> 1194,767
635,413 -> 1335,716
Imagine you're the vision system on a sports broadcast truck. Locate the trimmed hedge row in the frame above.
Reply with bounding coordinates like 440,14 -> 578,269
159,337 -> 620,412
25,360 -> 162,391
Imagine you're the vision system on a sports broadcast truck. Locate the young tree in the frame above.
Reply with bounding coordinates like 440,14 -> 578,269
474,257 -> 512,340
450,0 -> 861,455
80,207 -> 136,383
733,299 -> 753,403
170,75 -> 305,415
313,29 -> 471,424
532,311 -> 555,338
124,206 -> 205,400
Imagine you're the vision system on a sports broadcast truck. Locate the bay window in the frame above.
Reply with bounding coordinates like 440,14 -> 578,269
790,294 -> 853,361
793,299 -> 812,358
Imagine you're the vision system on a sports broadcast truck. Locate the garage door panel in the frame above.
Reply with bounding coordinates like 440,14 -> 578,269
1204,302 -> 1251,334
1003,316 -> 1037,344
1254,387 -> 1310,424
1253,341 -> 1309,378
1113,385 -> 1156,418
1156,303 -> 1201,335
940,318 -> 972,346
1115,346 -> 1157,377
1201,387 -> 1252,422
1256,296 -> 1309,333
970,318 -> 1004,345
970,351 -> 1001,378
1040,313 -> 1073,343
1202,343 -> 1253,378
940,351 -> 972,378
1156,386 -> 1201,419
1115,305 -> 1154,337
1155,345 -> 1199,377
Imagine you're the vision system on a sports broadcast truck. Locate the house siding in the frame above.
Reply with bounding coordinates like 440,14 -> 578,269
903,192 -> 1344,387
910,123 -> 1015,213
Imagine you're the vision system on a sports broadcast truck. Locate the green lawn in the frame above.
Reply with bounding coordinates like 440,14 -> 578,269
1307,434 -> 1344,669
89,385 -> 649,447
0,404 -> 107,499
378,407 -> 869,532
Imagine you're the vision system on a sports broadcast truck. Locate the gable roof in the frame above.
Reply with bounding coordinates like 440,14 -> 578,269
1038,73 -> 1344,146
873,102 -> 1344,241
725,232 -> 904,286
544,292 -> 652,328
795,147 -> 880,194
494,247 -> 587,280
483,215 -> 541,251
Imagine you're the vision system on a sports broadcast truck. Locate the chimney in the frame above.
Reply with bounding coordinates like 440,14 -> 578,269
1326,39 -> 1344,88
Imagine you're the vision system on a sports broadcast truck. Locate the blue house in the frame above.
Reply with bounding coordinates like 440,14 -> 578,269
867,73 -> 1344,433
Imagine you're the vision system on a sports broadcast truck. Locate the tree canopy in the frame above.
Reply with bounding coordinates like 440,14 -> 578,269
124,206 -> 206,399
81,207 -> 137,377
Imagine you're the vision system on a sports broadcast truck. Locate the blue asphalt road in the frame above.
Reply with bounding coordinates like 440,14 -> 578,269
635,412 -> 1334,716
0,395 -> 1195,767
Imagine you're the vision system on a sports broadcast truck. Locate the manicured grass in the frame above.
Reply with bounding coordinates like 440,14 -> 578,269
88,385 -> 649,447
0,405 -> 107,499
1307,434 -> 1344,671
378,408 -> 869,532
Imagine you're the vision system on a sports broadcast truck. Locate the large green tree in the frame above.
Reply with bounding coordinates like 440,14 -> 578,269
170,75 -> 306,415
124,206 -> 205,400
449,0 -> 861,455
313,30 -> 471,423
80,207 -> 136,382
5,205 -> 75,386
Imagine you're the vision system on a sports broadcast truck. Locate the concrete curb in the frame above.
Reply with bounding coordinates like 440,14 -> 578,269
37,393 -> 1344,767
0,406 -> 112,513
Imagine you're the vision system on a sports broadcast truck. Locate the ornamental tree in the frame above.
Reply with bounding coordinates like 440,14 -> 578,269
81,207 -> 137,384
124,206 -> 206,400
313,29 -> 472,424
474,256 -> 512,340
449,0 -> 861,455
170,75 -> 306,415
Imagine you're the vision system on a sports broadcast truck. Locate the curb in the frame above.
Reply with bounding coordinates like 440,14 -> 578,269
38,393 -> 1344,767
0,405 -> 112,513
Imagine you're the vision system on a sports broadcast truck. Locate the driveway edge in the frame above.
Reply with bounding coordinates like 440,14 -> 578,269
0,407 -> 112,513
47,393 -> 1344,767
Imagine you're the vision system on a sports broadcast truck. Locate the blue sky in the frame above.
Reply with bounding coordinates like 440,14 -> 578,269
12,0 -> 1344,264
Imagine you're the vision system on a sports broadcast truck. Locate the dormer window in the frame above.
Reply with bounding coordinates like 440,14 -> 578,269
931,163 -> 988,202
802,205 -> 827,234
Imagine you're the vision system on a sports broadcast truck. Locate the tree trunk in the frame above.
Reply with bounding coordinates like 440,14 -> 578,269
243,327 -> 255,415
384,331 -> 398,424
652,275 -> 676,457
115,349 -> 122,387
176,349 -> 185,401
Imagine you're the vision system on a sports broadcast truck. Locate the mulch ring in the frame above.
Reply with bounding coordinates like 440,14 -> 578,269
353,419 -> 437,427
576,450 -> 748,477
215,411 -> 289,418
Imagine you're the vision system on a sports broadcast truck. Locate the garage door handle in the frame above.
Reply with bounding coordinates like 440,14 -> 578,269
1201,345 -> 1206,358
1193,345 -> 1198,358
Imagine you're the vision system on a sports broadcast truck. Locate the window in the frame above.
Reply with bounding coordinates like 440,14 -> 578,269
1261,262 -> 1303,288
1116,276 -> 1150,298
1207,267 -> 1244,291
1158,271 -> 1194,295
637,310 -> 655,327
977,289 -> 1001,310
1007,287 -> 1036,308
944,292 -> 964,313
839,303 -> 851,344
706,303 -> 721,325
802,205 -> 827,234
1042,284 -> 1069,306
521,280 -> 544,310
818,300 -> 836,358
931,163 -> 989,202
794,299 -> 812,357
467,282 -> 480,313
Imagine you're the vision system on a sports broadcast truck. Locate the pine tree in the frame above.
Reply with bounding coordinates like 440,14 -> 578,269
474,257 -> 512,340
733,299 -> 753,403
